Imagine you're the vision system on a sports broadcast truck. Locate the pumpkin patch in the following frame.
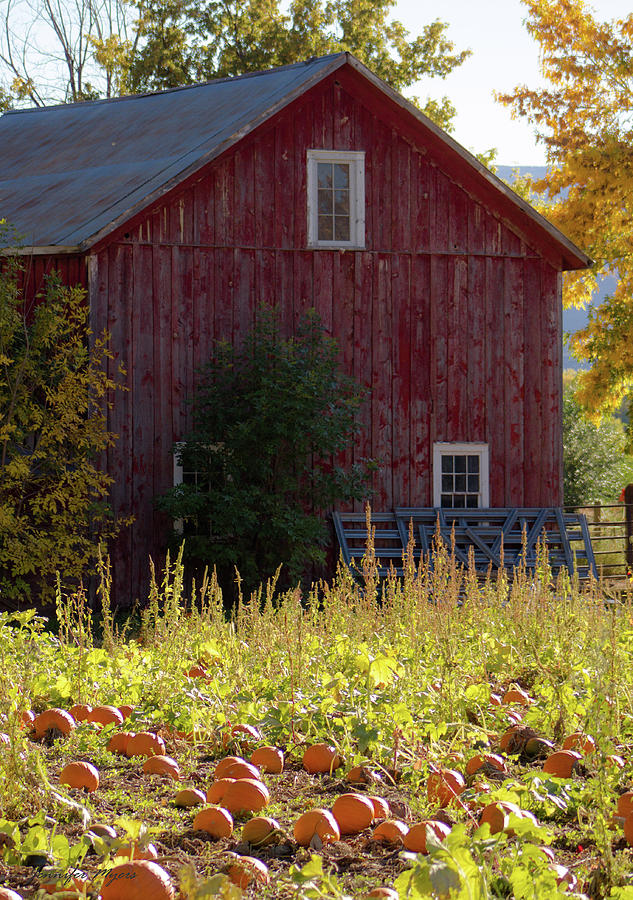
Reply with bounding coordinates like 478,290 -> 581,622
2,551 -> 633,899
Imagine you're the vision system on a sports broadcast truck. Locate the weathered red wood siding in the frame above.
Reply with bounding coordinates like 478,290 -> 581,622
16,254 -> 87,303
80,70 -> 563,603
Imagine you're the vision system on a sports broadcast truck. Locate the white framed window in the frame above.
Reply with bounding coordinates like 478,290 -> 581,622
172,441 -> 219,535
433,442 -> 489,508
307,149 -> 365,248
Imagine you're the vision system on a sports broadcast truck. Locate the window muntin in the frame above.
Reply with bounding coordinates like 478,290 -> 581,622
307,150 -> 365,248
433,442 -> 489,508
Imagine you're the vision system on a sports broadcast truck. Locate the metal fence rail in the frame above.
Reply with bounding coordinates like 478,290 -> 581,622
564,491 -> 633,580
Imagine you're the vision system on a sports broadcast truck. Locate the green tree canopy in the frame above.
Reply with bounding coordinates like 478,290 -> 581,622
563,378 -> 633,507
0,0 -> 469,131
128,0 -> 469,128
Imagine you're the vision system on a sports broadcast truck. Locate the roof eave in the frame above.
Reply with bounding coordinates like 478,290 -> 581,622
1,244 -> 82,256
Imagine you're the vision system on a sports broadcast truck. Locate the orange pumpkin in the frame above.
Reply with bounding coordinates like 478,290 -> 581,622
370,796 -> 390,820
174,788 -> 206,808
59,761 -> 99,792
68,704 -> 92,722
371,819 -> 409,845
230,723 -> 261,743
465,753 -> 506,777
223,760 -> 261,781
206,778 -> 237,804
623,812 -> 633,846
223,777 -> 270,815
39,866 -> 90,893
618,792 -> 633,818
185,665 -> 209,679
294,808 -> 340,847
192,806 -> 234,838
19,710 -> 35,729
562,732 -> 596,755
427,769 -> 466,808
331,793 -> 375,835
250,746 -> 284,774
502,687 -> 532,706
118,705 -> 135,719
86,705 -> 124,727
142,755 -> 180,780
404,820 -> 451,853
106,732 -> 132,755
115,842 -> 158,861
126,732 -> 166,758
498,725 -> 522,752
478,801 -> 528,835
542,750 -> 582,778
346,765 -> 371,784
33,708 -> 76,739
0,888 -> 23,899
226,855 -> 270,889
302,742 -> 342,774
365,890 -> 398,900
214,756 -> 248,780
100,860 -> 174,900
241,816 -> 280,846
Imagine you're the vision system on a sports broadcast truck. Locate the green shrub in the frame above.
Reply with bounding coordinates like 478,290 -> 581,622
156,306 -> 374,594
563,382 -> 633,506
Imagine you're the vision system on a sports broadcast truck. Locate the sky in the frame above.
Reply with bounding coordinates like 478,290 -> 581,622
392,0 -> 633,167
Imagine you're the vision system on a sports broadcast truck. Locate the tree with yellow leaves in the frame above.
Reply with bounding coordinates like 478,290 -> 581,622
498,0 -> 633,440
0,230 -> 127,606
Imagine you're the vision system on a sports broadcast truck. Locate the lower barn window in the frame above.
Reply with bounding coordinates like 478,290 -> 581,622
173,442 -> 218,535
433,442 -> 489,508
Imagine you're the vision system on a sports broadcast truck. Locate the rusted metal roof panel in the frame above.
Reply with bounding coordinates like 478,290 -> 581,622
0,54 -> 345,248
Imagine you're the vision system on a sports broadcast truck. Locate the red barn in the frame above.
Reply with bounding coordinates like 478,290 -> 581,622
0,52 -> 590,601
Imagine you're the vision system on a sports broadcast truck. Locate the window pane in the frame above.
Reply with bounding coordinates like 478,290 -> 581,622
467,455 -> 480,473
454,455 -> 467,473
453,494 -> 466,508
317,163 -> 332,189
334,217 -> 350,241
455,474 -> 466,492
467,474 -> 480,492
334,189 -> 349,215
442,455 -> 453,473
334,163 -> 349,188
318,189 -> 332,214
466,495 -> 478,508
442,474 -> 453,492
441,494 -> 453,507
318,216 -> 333,240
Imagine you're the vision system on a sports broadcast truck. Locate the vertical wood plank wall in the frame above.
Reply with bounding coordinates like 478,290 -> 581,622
32,74 -> 563,603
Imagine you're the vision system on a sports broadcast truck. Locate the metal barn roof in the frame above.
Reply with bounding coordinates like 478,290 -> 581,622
0,55 -> 344,249
0,51 -> 591,269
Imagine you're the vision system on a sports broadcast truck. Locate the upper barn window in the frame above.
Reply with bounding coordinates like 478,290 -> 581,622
307,150 -> 365,248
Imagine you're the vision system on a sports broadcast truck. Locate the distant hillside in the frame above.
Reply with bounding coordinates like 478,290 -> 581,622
496,164 -> 605,370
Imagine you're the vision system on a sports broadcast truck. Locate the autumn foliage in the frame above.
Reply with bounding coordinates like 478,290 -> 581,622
498,0 -> 633,437
0,238 -> 126,604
